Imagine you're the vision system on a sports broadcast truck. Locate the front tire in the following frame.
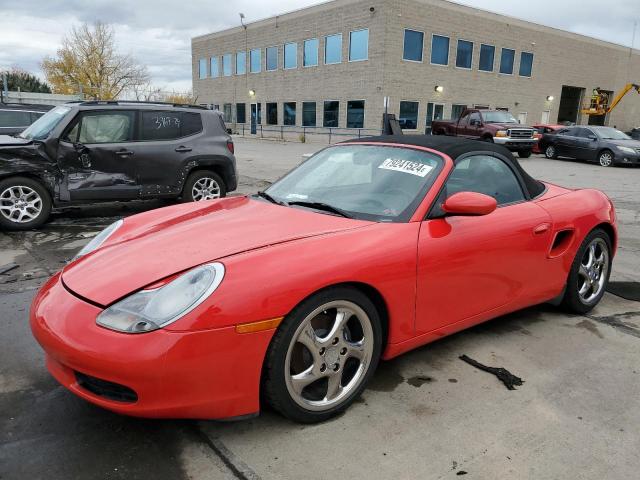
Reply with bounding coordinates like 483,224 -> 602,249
518,150 -> 532,158
560,228 -> 612,314
262,287 -> 383,423
598,150 -> 614,167
181,170 -> 226,202
545,145 -> 558,159
0,176 -> 51,230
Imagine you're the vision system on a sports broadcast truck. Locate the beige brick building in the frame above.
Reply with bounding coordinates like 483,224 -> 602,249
192,0 -> 640,137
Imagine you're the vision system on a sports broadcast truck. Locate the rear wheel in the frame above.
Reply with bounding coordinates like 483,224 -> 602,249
545,145 -> 557,159
518,150 -> 532,158
598,150 -> 614,167
182,170 -> 226,202
560,229 -> 612,314
0,176 -> 51,230
263,287 -> 382,423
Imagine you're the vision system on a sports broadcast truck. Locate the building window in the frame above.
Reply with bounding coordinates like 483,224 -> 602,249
210,57 -> 219,78
236,104 -> 246,123
519,52 -> 534,77
399,101 -> 419,129
478,44 -> 494,72
284,42 -> 297,69
451,104 -> 467,120
499,48 -> 515,74
223,103 -> 232,123
266,102 -> 278,125
266,46 -> 278,71
347,100 -> 365,128
250,48 -> 261,73
323,101 -> 339,127
426,102 -> 444,127
198,58 -> 207,79
431,35 -> 449,65
325,33 -> 342,64
236,51 -> 246,75
496,106 -> 509,111
222,53 -> 233,76
403,29 -> 424,62
474,104 -> 490,109
456,40 -> 473,69
349,29 -> 369,61
303,102 -> 316,127
284,102 -> 296,126
304,38 -> 319,67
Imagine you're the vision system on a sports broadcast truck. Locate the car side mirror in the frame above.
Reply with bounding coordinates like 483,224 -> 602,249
442,192 -> 497,216
589,136 -> 597,141
226,128 -> 232,135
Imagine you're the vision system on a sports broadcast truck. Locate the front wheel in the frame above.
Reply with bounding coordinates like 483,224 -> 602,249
182,170 -> 226,202
518,150 -> 532,158
0,176 -> 51,230
560,229 -> 612,314
545,145 -> 558,159
598,150 -> 614,167
262,287 -> 382,423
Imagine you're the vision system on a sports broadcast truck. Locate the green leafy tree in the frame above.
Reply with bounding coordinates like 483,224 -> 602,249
1,68 -> 51,93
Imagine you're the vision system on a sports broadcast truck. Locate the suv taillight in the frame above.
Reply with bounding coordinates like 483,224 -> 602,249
226,141 -> 234,154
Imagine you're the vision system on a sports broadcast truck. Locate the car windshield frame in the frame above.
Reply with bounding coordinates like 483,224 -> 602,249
262,143 -> 445,223
482,111 -> 519,124
592,127 -> 631,140
19,105 -> 71,141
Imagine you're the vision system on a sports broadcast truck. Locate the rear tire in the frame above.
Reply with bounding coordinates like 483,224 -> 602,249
560,228 -> 612,314
0,176 -> 51,230
545,145 -> 558,159
518,150 -> 532,158
181,170 -> 226,202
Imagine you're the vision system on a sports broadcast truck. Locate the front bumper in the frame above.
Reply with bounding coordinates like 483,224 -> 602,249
612,150 -> 640,165
30,273 -> 274,419
493,137 -> 536,150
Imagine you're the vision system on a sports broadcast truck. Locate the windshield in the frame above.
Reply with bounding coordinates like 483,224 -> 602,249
19,105 -> 71,140
482,111 -> 519,124
264,144 -> 443,222
593,127 -> 631,140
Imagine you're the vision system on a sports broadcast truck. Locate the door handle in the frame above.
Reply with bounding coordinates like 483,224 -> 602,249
175,146 -> 192,153
115,149 -> 134,157
533,223 -> 551,235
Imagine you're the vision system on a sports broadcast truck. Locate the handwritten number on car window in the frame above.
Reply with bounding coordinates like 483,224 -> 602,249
153,116 -> 181,130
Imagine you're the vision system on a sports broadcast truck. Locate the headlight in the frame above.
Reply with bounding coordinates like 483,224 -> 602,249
616,146 -> 636,154
74,219 -> 123,260
495,130 -> 508,137
96,263 -> 225,333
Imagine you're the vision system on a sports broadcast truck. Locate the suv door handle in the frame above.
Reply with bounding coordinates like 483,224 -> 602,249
175,146 -> 192,153
115,149 -> 134,157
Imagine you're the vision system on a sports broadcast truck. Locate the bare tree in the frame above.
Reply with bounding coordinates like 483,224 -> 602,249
41,22 -> 150,100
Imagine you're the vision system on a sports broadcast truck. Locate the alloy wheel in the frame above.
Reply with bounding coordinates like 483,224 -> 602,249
577,238 -> 609,304
284,300 -> 374,411
192,177 -> 221,201
599,152 -> 613,167
0,185 -> 43,224
545,145 -> 556,158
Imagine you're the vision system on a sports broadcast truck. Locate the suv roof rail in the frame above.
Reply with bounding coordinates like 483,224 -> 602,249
70,100 -> 208,110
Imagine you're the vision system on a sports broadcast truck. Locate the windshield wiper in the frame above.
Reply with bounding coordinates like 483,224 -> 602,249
288,201 -> 353,218
256,191 -> 287,206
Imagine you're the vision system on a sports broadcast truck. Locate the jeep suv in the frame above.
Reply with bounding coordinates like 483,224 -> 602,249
0,101 -> 237,230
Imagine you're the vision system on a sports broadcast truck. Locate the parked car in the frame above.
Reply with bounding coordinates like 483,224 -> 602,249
0,103 -> 53,136
626,127 -> 640,140
431,109 -> 536,158
0,101 -> 237,230
541,125 -> 640,167
532,123 -> 563,154
31,135 -> 616,423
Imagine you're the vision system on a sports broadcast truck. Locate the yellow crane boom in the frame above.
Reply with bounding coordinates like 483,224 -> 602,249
581,83 -> 640,116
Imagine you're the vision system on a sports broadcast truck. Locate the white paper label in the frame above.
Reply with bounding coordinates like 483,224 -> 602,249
378,158 -> 433,177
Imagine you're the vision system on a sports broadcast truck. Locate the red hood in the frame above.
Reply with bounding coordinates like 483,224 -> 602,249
62,196 -> 371,306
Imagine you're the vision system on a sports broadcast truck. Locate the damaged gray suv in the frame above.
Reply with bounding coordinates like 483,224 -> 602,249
0,101 -> 237,230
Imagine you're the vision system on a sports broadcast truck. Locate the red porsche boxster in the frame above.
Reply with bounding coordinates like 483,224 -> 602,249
31,136 -> 617,423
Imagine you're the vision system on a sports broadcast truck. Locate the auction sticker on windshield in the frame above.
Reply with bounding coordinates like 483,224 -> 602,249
378,158 -> 433,177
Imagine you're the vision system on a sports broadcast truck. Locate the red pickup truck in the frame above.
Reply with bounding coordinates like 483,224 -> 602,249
431,109 -> 536,158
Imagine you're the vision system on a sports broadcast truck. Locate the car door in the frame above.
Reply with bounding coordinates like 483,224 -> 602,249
415,153 -> 553,335
456,111 -> 471,136
57,109 -> 141,201
553,128 -> 574,157
466,111 -> 482,138
126,110 -> 203,196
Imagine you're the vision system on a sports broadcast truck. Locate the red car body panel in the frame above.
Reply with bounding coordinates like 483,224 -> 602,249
30,142 -> 618,419
532,124 -> 563,153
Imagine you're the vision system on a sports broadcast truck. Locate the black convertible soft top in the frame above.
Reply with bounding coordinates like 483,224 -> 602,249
345,135 -> 545,198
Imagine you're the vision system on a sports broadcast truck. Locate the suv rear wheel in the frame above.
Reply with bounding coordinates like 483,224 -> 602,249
0,177 -> 51,230
182,170 -> 227,202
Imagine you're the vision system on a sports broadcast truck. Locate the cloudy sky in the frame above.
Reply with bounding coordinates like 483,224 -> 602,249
0,0 -> 637,93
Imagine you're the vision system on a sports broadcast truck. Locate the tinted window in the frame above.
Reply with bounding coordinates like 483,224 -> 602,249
236,51 -> 246,75
284,102 -> 296,126
469,112 -> 481,125
266,46 -> 278,71
223,104 -> 232,123
236,103 -> 246,123
0,110 -> 31,127
250,48 -> 261,73
140,111 -> 181,141
431,35 -> 449,65
222,53 -> 233,76
444,155 -> 524,206
304,38 -> 319,66
425,103 -> 444,126
325,34 -> 342,64
199,58 -> 207,79
347,100 -> 365,128
323,101 -> 339,127
456,40 -> 473,68
500,48 -> 515,74
181,113 -> 203,136
74,111 -> 135,143
519,52 -> 533,77
284,42 -> 298,69
478,44 -> 495,72
349,29 -> 368,61
266,103 -> 278,125
303,102 -> 316,127
451,104 -> 467,120
399,101 -> 419,130
403,29 -> 424,61
211,57 -> 220,77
